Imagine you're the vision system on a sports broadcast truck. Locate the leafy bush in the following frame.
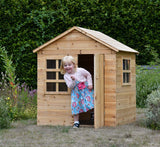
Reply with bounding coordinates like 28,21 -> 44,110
16,83 -> 37,120
0,46 -> 18,106
9,83 -> 37,121
0,72 -> 37,123
136,66 -> 160,107
0,47 -> 37,122
145,88 -> 160,130
0,96 -> 11,129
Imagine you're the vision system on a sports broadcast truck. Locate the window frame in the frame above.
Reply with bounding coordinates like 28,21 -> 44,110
44,56 -> 70,95
122,58 -> 131,86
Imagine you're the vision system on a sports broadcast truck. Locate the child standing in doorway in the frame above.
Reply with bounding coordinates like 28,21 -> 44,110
60,56 -> 94,128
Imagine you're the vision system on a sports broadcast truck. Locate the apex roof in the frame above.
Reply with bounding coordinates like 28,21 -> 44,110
33,26 -> 138,53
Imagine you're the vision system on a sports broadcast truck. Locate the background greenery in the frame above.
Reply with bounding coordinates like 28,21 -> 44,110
0,0 -> 160,88
136,66 -> 160,108
0,46 -> 37,129
145,87 -> 160,130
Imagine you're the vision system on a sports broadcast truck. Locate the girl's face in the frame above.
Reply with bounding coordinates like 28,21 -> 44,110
64,62 -> 75,74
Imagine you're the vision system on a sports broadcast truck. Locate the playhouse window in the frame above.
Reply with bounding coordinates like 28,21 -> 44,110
122,59 -> 131,84
47,60 -> 56,69
46,59 -> 69,93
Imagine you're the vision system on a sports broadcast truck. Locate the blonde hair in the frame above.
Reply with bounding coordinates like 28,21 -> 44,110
60,56 -> 77,74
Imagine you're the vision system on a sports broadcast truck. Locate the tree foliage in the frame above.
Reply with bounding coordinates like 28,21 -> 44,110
0,0 -> 160,88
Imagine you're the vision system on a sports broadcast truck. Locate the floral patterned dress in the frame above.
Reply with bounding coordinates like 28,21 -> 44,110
64,68 -> 94,115
71,81 -> 94,115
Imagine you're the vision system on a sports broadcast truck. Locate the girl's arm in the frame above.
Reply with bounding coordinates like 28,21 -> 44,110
80,68 -> 92,86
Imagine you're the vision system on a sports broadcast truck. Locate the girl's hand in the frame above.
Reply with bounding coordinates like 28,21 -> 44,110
71,75 -> 75,80
88,85 -> 93,90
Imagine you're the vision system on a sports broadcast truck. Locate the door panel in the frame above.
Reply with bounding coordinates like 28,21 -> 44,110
94,54 -> 104,128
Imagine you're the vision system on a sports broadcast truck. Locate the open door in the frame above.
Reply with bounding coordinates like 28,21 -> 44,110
94,54 -> 104,129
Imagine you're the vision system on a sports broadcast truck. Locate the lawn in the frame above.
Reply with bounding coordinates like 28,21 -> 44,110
0,109 -> 160,147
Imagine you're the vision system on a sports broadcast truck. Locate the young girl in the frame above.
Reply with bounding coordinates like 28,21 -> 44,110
60,56 -> 94,128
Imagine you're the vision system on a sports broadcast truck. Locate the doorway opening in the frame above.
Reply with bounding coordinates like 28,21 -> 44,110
78,54 -> 94,125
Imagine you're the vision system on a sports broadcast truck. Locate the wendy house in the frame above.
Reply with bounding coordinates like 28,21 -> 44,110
33,26 -> 138,128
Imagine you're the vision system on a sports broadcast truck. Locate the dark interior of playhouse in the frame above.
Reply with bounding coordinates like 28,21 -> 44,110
78,54 -> 94,125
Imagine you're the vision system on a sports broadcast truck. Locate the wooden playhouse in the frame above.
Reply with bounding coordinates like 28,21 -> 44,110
33,26 -> 138,128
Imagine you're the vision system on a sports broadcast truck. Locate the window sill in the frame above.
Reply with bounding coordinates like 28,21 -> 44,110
122,83 -> 132,86
44,91 -> 70,95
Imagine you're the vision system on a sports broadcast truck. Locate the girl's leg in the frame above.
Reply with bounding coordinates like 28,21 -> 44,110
74,114 -> 79,122
73,114 -> 80,128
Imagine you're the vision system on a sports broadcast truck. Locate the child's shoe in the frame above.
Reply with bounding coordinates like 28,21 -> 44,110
73,123 -> 80,128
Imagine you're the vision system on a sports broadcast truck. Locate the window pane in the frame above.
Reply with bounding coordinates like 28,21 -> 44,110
58,72 -> 63,79
123,60 -> 126,70
123,73 -> 130,83
58,60 -> 61,68
127,73 -> 129,83
59,83 -> 68,91
47,72 -> 56,79
47,60 -> 56,69
126,60 -> 130,70
123,59 -> 130,70
47,82 -> 56,91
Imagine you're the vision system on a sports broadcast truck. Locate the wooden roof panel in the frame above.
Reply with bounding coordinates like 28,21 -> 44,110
77,27 -> 138,53
33,26 -> 138,54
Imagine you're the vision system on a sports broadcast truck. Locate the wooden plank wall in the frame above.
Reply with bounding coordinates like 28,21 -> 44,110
40,30 -> 112,55
37,52 -> 73,126
38,95 -> 73,125
116,52 -> 136,125
104,52 -> 117,126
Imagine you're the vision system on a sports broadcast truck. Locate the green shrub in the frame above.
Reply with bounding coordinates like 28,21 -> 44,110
0,96 -> 11,129
20,106 -> 37,119
145,88 -> 160,130
136,66 -> 160,107
17,83 -> 37,119
9,83 -> 37,121
0,73 -> 37,122
0,46 -> 37,121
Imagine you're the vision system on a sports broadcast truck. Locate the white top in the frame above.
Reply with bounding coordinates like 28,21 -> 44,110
64,68 -> 93,89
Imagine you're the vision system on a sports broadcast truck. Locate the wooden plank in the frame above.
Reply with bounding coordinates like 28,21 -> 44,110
60,30 -> 93,41
38,109 -> 71,116
37,109 -> 73,126
37,119 -> 73,126
116,106 -> 136,117
38,103 -> 71,110
105,102 -> 116,109
43,39 -> 107,50
41,49 -> 111,55
38,95 -> 71,110
105,113 -> 116,126
37,112 -> 73,126
116,110 -> 136,125
105,93 -> 116,102
94,54 -> 104,129
116,116 -> 136,125
105,121 -> 116,126
104,53 -> 117,126
42,50 -> 81,55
